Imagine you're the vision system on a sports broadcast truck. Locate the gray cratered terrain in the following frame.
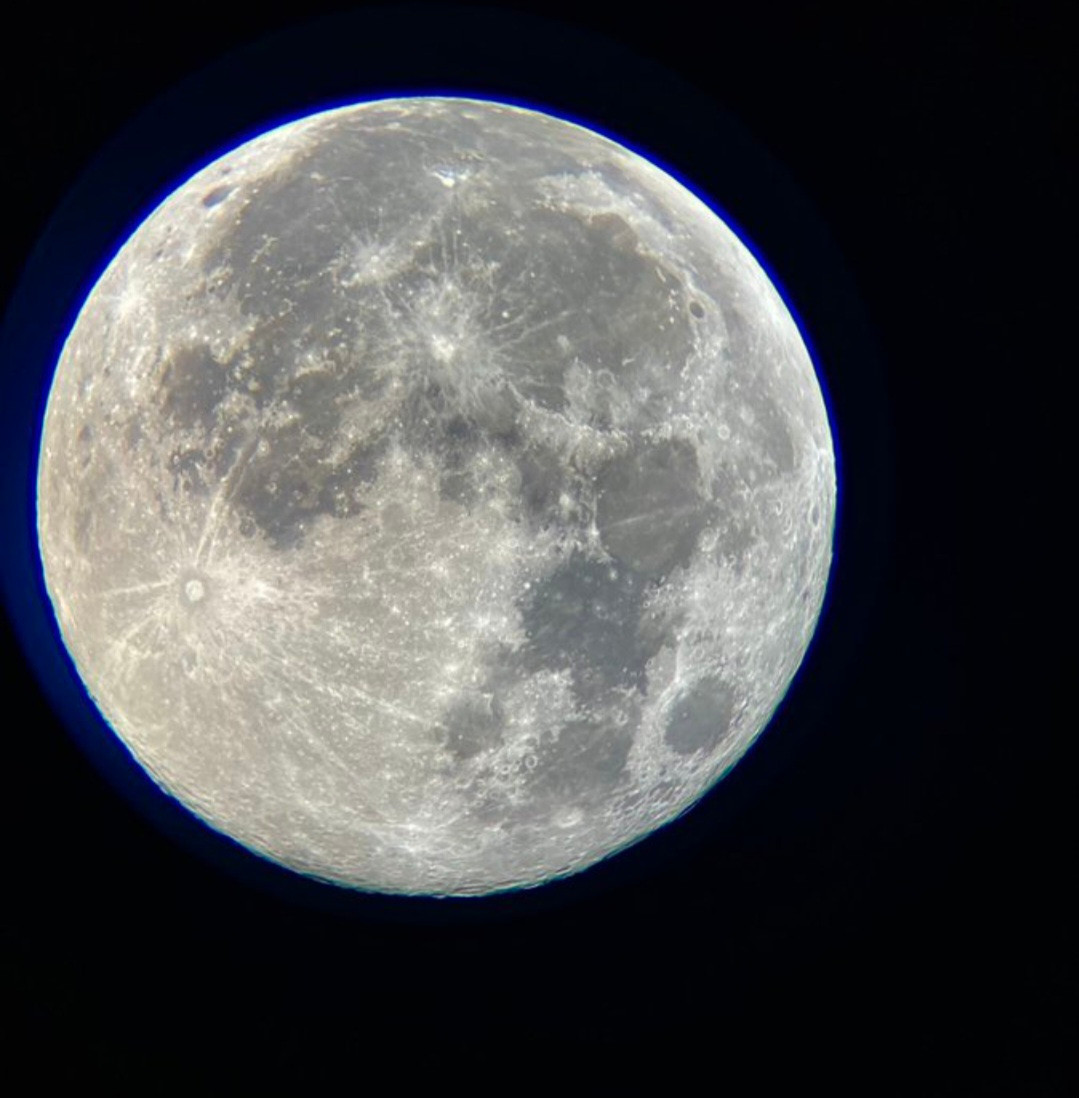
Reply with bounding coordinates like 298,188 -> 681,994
37,97 -> 836,895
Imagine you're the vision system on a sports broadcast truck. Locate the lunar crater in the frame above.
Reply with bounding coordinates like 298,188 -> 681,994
181,576 -> 208,605
38,97 -> 835,896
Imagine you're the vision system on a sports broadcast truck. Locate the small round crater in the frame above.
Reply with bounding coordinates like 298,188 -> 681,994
689,300 -> 705,319
180,576 -> 209,605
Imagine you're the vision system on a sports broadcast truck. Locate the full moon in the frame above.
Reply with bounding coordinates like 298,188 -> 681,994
37,97 -> 835,896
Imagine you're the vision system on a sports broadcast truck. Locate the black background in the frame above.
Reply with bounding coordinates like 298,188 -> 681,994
0,2 -> 1071,1090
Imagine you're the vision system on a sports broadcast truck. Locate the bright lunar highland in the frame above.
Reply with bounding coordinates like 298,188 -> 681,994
37,98 -> 836,896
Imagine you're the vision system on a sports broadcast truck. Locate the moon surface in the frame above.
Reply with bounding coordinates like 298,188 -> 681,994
37,97 -> 835,896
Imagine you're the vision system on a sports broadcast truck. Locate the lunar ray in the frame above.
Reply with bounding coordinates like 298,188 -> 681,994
37,97 -> 836,896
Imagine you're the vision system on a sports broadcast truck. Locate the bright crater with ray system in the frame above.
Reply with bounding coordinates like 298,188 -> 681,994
37,97 -> 836,895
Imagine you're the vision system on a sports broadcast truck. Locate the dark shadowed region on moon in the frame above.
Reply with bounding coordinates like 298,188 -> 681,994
37,97 -> 835,895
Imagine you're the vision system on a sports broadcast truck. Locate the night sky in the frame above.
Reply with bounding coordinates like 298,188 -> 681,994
0,3 -> 1071,1090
